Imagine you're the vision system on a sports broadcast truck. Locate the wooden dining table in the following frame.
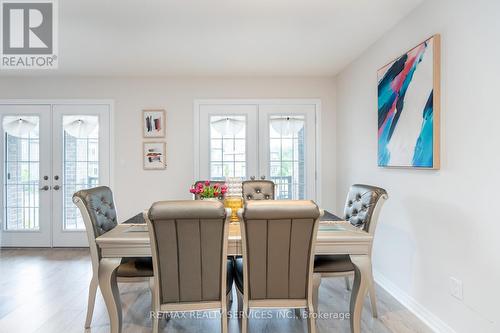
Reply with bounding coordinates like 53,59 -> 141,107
95,211 -> 373,333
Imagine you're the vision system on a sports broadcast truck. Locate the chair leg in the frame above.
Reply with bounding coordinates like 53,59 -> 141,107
242,304 -> 249,333
149,278 -> 155,310
236,288 -> 243,314
152,313 -> 159,333
149,277 -> 159,333
307,303 -> 316,333
221,308 -> 228,333
227,292 -> 232,313
344,276 -> 351,291
312,273 -> 321,313
369,280 -> 378,318
85,276 -> 99,328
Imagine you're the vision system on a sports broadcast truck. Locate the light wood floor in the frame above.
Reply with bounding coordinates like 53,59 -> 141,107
0,249 -> 432,333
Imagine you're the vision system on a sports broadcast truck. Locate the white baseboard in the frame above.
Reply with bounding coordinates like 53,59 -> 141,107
374,270 -> 456,333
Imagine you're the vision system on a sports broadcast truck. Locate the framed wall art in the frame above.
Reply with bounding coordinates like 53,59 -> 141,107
377,34 -> 440,169
143,109 -> 165,138
143,142 -> 166,170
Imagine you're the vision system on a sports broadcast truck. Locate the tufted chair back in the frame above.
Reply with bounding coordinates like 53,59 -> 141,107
193,181 -> 226,200
242,180 -> 275,201
146,200 -> 230,304
239,200 -> 321,301
72,186 -> 118,268
343,184 -> 388,233
73,186 -> 118,238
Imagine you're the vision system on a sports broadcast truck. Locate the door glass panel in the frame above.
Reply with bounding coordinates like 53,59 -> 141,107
209,115 -> 246,180
3,116 -> 40,230
269,115 -> 305,199
63,115 -> 99,230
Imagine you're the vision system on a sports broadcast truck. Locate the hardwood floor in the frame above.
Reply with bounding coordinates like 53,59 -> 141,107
0,249 -> 432,333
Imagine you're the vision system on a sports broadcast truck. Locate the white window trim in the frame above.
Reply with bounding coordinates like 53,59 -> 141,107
193,98 -> 322,205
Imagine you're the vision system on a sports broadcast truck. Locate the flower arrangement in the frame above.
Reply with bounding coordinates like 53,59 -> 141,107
189,180 -> 227,199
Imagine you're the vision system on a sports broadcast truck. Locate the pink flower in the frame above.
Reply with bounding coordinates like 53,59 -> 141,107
196,183 -> 203,189
195,189 -> 202,194
189,188 -> 196,194
214,191 -> 220,197
213,184 -> 219,189
221,188 -> 227,194
204,180 -> 210,186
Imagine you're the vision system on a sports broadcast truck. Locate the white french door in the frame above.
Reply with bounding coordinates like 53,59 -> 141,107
258,104 -> 316,201
195,100 -> 318,201
0,102 -> 111,247
52,104 -> 110,247
0,105 -> 52,247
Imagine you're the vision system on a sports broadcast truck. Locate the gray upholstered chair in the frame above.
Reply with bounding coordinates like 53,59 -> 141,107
235,200 -> 322,333
145,200 -> 233,333
193,180 -> 226,200
313,184 -> 388,317
242,180 -> 275,200
72,186 -> 154,329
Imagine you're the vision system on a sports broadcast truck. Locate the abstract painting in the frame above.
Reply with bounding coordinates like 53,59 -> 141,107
143,109 -> 165,138
378,35 -> 440,169
143,142 -> 166,169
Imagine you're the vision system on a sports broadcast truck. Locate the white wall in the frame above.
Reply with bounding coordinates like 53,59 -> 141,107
0,76 -> 337,218
335,0 -> 500,332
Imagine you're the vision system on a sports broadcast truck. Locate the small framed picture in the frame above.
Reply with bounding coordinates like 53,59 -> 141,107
143,109 -> 165,138
143,142 -> 166,170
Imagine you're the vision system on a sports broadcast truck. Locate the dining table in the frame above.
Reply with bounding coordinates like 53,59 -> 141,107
95,210 -> 374,333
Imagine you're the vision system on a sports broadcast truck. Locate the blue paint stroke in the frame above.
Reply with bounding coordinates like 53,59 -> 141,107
378,56 -> 406,166
412,91 -> 434,167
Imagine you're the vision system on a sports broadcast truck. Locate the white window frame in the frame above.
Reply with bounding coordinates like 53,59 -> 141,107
193,99 -> 322,205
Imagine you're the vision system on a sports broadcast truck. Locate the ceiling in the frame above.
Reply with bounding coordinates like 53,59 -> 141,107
6,0 -> 424,76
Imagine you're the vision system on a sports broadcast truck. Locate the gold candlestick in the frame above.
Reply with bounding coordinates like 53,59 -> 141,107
224,197 -> 243,222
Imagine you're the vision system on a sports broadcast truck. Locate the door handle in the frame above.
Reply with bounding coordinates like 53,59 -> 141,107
39,185 -> 49,191
53,185 -> 60,191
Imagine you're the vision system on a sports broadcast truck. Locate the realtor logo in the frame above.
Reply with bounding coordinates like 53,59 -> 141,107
1,0 -> 58,69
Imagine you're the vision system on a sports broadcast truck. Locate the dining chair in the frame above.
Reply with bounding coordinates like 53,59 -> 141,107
235,200 -> 322,333
72,186 -> 154,329
242,180 -> 275,200
313,184 -> 388,317
145,200 -> 233,333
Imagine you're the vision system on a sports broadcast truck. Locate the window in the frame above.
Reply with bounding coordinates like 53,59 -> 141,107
3,116 -> 40,230
269,115 -> 305,199
195,100 -> 318,201
209,116 -> 246,180
63,115 -> 99,230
